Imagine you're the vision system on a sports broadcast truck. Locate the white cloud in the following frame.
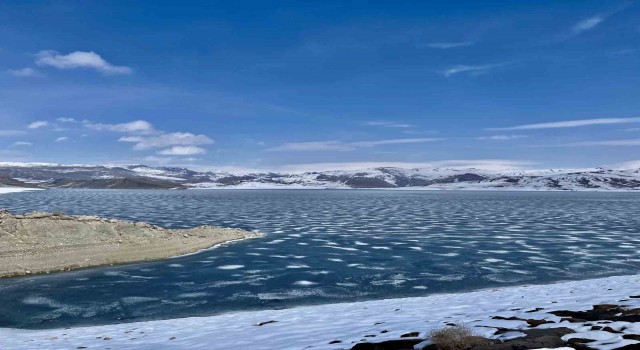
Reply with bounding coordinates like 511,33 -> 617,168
268,138 -> 441,152
477,135 -> 527,141
56,117 -> 77,123
35,50 -> 132,75
443,62 -> 510,77
119,136 -> 144,142
86,119 -> 214,154
11,141 -> 33,147
85,120 -> 154,134
55,136 -> 68,142
561,139 -> 640,147
571,15 -> 605,34
158,146 -> 207,155
489,117 -> 640,130
426,41 -> 474,49
28,121 -> 48,129
119,132 -> 214,150
7,68 -> 43,77
364,121 -> 411,128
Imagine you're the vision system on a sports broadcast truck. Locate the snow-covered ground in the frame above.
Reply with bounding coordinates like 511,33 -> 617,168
2,274 -> 639,350
0,187 -> 41,195
127,166 -> 188,181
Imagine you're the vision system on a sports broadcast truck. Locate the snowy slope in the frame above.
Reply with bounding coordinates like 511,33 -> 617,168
2,274 -> 639,350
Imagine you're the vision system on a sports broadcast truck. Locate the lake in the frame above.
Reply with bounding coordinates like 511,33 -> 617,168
0,189 -> 638,329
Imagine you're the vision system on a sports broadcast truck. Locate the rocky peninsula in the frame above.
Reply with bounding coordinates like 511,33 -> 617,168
0,210 -> 260,278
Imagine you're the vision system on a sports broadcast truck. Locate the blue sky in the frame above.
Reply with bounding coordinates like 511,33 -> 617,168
1,0 -> 640,172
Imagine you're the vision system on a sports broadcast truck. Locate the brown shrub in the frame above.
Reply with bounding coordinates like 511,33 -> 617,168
427,324 -> 490,350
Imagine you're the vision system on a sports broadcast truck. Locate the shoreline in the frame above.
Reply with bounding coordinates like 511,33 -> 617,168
0,210 -> 261,278
168,229 -> 264,260
189,186 -> 640,192
3,185 -> 640,193
1,274 -> 639,349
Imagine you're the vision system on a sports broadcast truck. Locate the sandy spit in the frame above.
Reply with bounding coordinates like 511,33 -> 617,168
0,209 -> 261,278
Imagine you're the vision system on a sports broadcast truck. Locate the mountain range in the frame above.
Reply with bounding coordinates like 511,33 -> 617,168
1,162 -> 640,191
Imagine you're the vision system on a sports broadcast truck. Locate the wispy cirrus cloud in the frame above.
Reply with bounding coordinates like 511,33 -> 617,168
477,134 -> 527,141
7,68 -> 43,78
562,4 -> 630,39
10,141 -> 33,147
364,121 -> 412,128
267,141 -> 352,152
561,139 -> 640,147
268,138 -> 442,152
55,136 -> 68,142
443,62 -> 511,77
571,15 -> 606,34
425,41 -> 474,49
351,138 -> 440,147
489,117 -> 640,130
35,50 -> 132,75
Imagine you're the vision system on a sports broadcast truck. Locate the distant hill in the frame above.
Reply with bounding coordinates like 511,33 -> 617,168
45,178 -> 187,190
0,176 -> 38,188
1,163 -> 639,191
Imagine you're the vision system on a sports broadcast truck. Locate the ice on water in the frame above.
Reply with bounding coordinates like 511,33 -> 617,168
0,189 -> 638,329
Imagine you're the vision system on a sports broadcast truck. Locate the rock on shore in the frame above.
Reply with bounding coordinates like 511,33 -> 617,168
0,210 -> 261,278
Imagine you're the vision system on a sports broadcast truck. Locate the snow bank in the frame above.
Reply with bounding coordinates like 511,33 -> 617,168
2,274 -> 639,350
0,187 -> 41,195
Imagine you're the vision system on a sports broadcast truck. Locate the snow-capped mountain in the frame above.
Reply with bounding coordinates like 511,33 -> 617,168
0,162 -> 639,191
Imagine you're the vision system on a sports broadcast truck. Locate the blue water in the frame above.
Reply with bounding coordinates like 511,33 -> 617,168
0,189 -> 639,329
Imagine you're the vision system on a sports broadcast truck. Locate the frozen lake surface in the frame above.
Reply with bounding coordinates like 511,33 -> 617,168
0,189 -> 638,329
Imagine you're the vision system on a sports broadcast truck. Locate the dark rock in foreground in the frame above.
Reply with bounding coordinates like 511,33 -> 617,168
350,300 -> 640,350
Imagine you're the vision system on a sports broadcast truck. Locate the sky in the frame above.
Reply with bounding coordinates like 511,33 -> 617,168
1,0 -> 640,172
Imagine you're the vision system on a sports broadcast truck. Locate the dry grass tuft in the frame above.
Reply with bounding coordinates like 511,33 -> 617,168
427,324 -> 490,350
